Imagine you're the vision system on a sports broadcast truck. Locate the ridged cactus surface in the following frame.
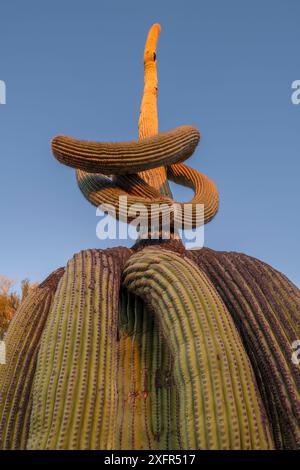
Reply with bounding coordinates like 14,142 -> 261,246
52,126 -> 200,175
191,248 -> 300,449
117,289 -> 180,449
27,248 -> 130,450
0,268 -> 64,449
0,245 -> 299,449
76,167 -> 218,228
123,247 -> 273,449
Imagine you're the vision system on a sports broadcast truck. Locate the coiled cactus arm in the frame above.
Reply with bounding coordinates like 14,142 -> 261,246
168,163 -> 219,225
27,248 -> 130,450
52,126 -> 200,175
76,170 -> 173,224
123,248 -> 273,449
191,248 -> 300,449
0,268 -> 65,449
51,23 -> 219,229
77,167 -> 218,228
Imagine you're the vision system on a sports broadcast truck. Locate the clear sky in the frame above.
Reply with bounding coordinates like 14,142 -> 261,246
0,0 -> 299,290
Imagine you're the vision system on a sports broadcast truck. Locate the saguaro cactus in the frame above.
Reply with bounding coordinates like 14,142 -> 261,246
0,23 -> 299,450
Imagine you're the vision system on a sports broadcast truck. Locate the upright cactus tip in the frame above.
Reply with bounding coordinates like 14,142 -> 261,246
143,22 -> 161,61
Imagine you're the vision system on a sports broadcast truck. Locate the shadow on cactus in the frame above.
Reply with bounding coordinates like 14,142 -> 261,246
0,24 -> 299,450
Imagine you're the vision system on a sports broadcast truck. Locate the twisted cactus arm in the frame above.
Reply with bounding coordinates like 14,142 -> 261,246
76,170 -> 173,224
123,248 -> 273,449
51,23 -> 219,230
0,268 -> 65,449
191,248 -> 300,449
168,163 -> 219,225
52,126 -> 200,175
77,168 -> 218,228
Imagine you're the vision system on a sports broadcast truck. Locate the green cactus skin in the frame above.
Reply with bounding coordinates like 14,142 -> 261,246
123,247 -> 274,449
52,126 -> 200,175
0,268 -> 64,450
191,248 -> 300,449
26,248 -> 130,450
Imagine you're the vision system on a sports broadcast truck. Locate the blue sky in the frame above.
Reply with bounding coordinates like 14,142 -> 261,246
0,0 -> 299,289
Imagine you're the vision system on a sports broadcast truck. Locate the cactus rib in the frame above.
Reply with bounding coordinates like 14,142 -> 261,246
123,248 -> 273,449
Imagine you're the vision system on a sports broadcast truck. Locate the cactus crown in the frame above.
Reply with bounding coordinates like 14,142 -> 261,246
51,23 -> 219,231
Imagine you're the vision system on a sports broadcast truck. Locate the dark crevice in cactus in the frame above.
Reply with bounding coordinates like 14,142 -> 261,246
117,287 -> 182,449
